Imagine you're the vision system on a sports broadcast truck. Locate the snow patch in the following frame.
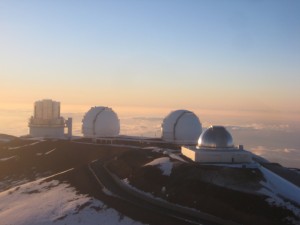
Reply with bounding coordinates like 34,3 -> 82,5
36,148 -> 57,156
102,187 -> 115,196
0,156 -> 17,162
0,178 -> 29,192
45,148 -> 56,155
123,178 -> 130,184
0,179 -> 144,225
259,166 -> 300,204
259,166 -> 300,221
142,147 -> 161,151
144,157 -> 173,176
168,153 -> 187,162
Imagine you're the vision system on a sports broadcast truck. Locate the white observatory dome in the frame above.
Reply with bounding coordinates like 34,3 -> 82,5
82,107 -> 120,137
161,109 -> 202,145
198,126 -> 234,148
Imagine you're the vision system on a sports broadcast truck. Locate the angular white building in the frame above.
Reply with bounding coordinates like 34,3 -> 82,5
161,109 -> 202,145
181,126 -> 252,163
28,99 -> 72,138
82,106 -> 120,138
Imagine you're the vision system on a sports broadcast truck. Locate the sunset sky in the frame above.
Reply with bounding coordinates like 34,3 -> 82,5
1,0 -> 300,121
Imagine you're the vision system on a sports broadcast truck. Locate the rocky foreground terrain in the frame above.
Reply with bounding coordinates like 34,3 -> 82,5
0,135 -> 299,225
107,148 -> 300,225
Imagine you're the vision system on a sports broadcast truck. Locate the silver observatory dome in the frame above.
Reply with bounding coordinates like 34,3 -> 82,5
198,126 -> 234,148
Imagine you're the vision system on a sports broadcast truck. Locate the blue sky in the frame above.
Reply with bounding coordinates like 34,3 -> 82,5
1,0 -> 300,113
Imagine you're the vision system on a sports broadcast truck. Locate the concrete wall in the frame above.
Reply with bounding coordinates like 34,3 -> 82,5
181,146 -> 252,163
29,127 -> 65,138
181,146 -> 196,161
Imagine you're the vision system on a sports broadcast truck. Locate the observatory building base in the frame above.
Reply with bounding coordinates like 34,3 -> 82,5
29,126 -> 65,138
181,146 -> 252,163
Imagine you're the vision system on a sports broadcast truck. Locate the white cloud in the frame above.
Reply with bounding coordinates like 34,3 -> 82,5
227,123 -> 291,132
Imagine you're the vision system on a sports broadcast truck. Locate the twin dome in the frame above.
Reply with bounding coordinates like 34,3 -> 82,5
81,107 -> 234,149
161,110 -> 234,147
81,107 -> 203,142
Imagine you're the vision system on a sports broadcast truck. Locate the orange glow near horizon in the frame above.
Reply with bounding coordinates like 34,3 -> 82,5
1,100 -> 299,125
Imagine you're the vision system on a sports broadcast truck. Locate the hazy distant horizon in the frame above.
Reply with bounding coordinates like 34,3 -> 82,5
1,102 -> 299,135
1,104 -> 299,168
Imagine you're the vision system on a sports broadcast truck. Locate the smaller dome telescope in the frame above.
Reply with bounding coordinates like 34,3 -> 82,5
198,126 -> 234,148
182,125 -> 252,163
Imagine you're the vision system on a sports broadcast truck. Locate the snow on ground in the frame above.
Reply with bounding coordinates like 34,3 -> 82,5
0,177 -> 29,192
45,148 -> 56,155
168,153 -> 186,162
36,148 -> 57,156
259,166 -> 300,204
144,157 -> 173,176
0,169 -> 74,192
259,166 -> 300,220
143,147 -> 185,163
0,156 -> 17,161
0,178 -> 145,225
142,147 -> 160,151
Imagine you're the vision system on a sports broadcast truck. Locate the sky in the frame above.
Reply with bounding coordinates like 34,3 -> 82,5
1,0 -> 300,121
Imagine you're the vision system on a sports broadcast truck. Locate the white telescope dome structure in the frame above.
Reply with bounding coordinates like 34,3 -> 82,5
82,107 -> 120,137
161,109 -> 202,145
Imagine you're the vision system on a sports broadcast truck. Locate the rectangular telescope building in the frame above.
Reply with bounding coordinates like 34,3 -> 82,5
28,99 -> 72,138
